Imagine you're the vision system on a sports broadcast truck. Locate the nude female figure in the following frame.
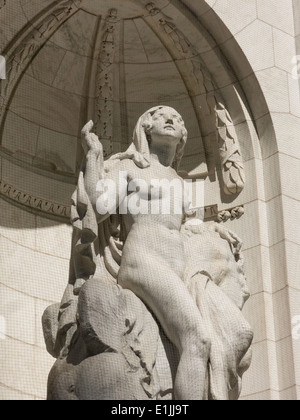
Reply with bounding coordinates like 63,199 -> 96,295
82,106 -> 210,400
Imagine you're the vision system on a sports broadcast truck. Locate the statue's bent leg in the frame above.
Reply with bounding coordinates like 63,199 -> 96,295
118,255 -> 211,400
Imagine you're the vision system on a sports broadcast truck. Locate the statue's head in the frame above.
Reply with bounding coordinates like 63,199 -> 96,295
141,106 -> 188,169
111,106 -> 187,171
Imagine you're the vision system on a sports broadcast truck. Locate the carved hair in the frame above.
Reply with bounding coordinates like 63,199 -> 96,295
110,106 -> 187,171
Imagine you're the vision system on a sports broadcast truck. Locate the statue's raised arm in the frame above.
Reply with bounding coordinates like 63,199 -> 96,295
80,121 -> 105,211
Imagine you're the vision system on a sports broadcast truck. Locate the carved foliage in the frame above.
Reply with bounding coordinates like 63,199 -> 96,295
215,101 -> 245,195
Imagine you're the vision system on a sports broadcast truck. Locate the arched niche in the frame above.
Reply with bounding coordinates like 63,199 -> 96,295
0,0 -> 277,225
0,0 -> 285,401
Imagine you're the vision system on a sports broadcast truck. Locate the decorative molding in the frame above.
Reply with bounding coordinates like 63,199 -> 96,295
94,9 -> 118,158
0,0 -> 6,10
204,204 -> 219,220
144,2 -> 245,196
0,0 -> 82,125
0,179 -> 71,219
217,206 -> 244,223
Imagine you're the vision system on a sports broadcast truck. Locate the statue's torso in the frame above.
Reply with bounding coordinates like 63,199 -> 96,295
119,157 -> 189,232
115,158 -> 187,278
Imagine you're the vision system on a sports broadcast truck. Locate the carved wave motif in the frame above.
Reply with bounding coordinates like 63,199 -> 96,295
0,179 -> 71,218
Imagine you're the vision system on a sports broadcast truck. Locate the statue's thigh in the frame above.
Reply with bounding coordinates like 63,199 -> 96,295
119,255 -> 207,350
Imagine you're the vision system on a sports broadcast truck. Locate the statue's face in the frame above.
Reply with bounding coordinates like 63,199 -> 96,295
148,107 -> 185,144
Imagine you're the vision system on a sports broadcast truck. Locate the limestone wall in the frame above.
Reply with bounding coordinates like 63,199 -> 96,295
0,196 -> 72,399
203,0 -> 300,400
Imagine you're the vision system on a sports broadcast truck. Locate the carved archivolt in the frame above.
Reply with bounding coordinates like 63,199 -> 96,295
0,0 -> 82,125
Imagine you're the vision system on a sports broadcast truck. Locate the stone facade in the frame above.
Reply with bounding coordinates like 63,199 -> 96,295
0,0 -> 299,400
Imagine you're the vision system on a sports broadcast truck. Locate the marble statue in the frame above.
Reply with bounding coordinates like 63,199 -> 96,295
43,106 -> 253,400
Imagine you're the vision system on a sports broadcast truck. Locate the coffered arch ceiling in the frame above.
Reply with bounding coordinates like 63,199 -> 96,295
0,0 -> 269,220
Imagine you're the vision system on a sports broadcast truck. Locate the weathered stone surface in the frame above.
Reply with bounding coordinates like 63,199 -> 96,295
46,279 -> 174,400
3,0 -> 299,402
44,107 -> 252,400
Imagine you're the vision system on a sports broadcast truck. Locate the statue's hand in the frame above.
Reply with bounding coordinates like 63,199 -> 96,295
81,121 -> 103,156
214,223 -> 243,254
